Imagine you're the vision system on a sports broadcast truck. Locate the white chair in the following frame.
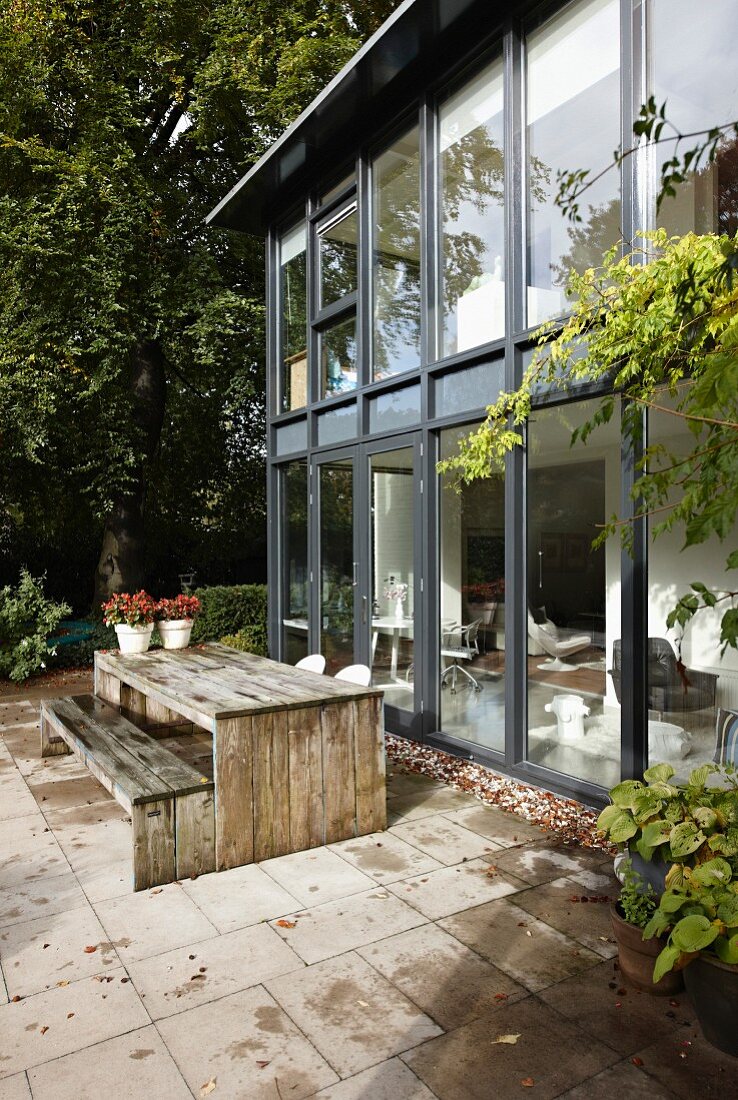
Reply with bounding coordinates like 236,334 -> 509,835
527,611 -> 590,672
335,663 -> 372,686
296,654 -> 326,674
441,619 -> 483,693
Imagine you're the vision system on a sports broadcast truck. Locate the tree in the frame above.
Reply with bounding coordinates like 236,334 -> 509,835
0,0 -> 396,607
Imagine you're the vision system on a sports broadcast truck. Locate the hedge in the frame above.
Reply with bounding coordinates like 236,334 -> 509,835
220,625 -> 268,658
190,584 -> 268,646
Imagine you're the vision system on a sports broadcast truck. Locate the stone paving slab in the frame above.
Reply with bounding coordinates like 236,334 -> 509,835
156,984 -> 340,1098
266,951 -> 442,1077
26,1025 -> 193,1100
2,697 -> 735,1099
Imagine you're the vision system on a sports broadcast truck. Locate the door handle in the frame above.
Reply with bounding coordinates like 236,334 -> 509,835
362,596 -> 368,624
353,561 -> 359,587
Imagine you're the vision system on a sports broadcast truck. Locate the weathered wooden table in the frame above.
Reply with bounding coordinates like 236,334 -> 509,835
94,644 -> 386,871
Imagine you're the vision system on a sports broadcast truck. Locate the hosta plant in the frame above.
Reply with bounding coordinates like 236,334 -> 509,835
598,763 -> 738,867
644,858 -> 738,981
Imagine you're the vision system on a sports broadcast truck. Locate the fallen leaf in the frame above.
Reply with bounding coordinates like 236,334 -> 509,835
57,980 -> 70,988
40,1026 -> 49,1035
43,943 -> 50,949
256,1060 -> 270,1069
200,1078 -> 217,1097
493,992 -> 509,1002
492,1034 -> 521,1045
121,977 -> 129,984
631,1057 -> 643,1067
11,995 -> 21,1003
150,888 -> 163,895
521,1077 -> 535,1088
525,930 -> 532,937
67,1013 -> 75,1019
357,999 -> 370,1008
275,920 -> 296,929
83,946 -> 97,954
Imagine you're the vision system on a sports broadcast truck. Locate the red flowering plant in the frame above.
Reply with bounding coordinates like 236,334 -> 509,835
462,579 -> 505,603
101,591 -> 156,627
155,594 -> 201,622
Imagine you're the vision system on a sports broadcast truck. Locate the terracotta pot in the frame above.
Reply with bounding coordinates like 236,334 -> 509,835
156,619 -> 194,650
610,903 -> 684,995
684,954 -> 738,1056
114,623 -> 154,654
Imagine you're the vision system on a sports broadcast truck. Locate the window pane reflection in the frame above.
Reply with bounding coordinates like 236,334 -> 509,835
526,0 -> 620,326
652,0 -> 738,236
279,222 -> 308,412
440,58 -> 505,356
526,399 -> 621,787
282,461 -> 309,664
319,204 -> 357,306
320,460 -> 355,676
373,126 -> 422,379
439,426 -> 506,752
321,316 -> 357,397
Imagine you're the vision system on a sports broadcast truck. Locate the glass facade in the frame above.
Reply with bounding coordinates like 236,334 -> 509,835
439,426 -> 506,753
372,126 -> 422,380
526,0 -> 621,326
256,0 -> 737,801
650,0 -> 738,235
440,57 -> 505,356
278,222 -> 308,412
526,400 -> 621,789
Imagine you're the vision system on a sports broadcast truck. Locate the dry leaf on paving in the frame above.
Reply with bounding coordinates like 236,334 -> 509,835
256,1061 -> 271,1069
275,919 -> 296,929
200,1078 -> 217,1097
492,1034 -> 521,1045
83,945 -> 97,954
521,1078 -> 535,1087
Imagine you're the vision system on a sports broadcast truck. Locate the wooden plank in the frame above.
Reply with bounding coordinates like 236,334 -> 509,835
95,669 -> 121,708
120,684 -> 147,725
287,707 -> 325,851
40,700 -> 169,810
354,695 -> 387,835
132,797 -> 176,890
214,715 -> 254,870
69,696 -> 212,798
40,710 -> 71,758
322,701 -> 357,845
175,789 -> 215,879
252,710 -> 291,862
144,695 -> 179,729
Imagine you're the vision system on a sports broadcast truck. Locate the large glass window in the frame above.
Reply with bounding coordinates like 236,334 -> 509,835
372,126 -> 422,379
320,315 -> 358,397
278,222 -> 308,412
319,459 -> 355,675
281,461 -> 309,664
439,427 -> 506,753
526,399 -> 621,787
526,0 -> 620,327
440,58 -> 505,356
650,0 -> 738,236
645,401 -> 734,779
318,203 -> 358,307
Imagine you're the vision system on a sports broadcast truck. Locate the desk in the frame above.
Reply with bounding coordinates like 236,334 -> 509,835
94,644 -> 386,871
371,617 -> 413,679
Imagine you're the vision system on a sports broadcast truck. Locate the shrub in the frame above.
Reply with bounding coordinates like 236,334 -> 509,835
48,619 -> 119,669
0,569 -> 71,681
221,625 -> 268,658
190,584 -> 267,643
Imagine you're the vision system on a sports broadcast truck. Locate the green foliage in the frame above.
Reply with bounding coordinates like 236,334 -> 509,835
48,619 -> 118,670
221,625 -> 268,658
190,584 -> 267,643
0,569 -> 70,681
597,762 -> 738,869
618,859 -> 658,930
438,230 -> 738,650
644,858 -> 738,981
0,0 -> 395,594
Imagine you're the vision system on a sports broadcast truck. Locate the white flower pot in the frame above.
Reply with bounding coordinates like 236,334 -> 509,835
156,619 -> 194,650
114,623 -> 154,654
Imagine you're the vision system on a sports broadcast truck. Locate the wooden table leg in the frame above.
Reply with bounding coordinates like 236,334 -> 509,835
213,715 -> 254,871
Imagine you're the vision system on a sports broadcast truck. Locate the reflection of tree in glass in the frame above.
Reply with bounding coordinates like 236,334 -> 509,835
282,251 -> 307,360
716,136 -> 738,237
320,466 -> 354,638
373,136 -> 421,379
323,320 -> 357,395
552,198 -> 621,292
285,463 -> 308,617
442,128 -> 504,307
320,215 -> 357,304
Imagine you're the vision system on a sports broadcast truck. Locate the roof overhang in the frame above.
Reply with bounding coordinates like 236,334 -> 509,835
207,0 -> 513,236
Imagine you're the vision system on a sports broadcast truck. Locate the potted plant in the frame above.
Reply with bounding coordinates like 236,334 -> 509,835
154,594 -> 201,650
644,857 -> 738,1055
610,859 -> 683,995
101,591 -> 156,654
598,763 -> 738,894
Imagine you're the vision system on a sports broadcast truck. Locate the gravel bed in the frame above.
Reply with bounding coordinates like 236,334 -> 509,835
385,733 -> 614,854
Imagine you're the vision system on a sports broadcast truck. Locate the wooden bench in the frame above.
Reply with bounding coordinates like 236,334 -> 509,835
40,694 -> 215,891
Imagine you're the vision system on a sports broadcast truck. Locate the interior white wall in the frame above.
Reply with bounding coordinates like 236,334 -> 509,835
373,469 -> 414,616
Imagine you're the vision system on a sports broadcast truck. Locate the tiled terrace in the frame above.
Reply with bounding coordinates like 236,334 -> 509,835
1,688 -> 735,1098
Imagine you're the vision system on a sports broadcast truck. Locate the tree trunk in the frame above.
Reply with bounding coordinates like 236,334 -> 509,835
93,340 -> 166,609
